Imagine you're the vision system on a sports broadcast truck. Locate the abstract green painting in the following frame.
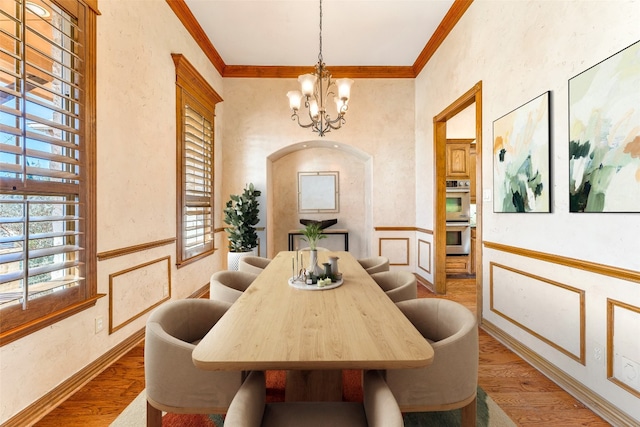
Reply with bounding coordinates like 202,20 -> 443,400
569,40 -> 640,212
493,91 -> 551,213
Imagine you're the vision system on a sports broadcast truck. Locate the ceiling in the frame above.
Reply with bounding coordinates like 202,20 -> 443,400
182,0 -> 456,68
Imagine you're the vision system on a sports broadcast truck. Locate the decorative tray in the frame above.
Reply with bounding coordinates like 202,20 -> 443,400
288,277 -> 344,291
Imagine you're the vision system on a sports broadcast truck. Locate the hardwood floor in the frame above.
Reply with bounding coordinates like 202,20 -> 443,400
35,278 -> 609,426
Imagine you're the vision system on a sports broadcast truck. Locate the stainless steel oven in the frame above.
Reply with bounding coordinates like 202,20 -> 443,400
445,180 -> 471,222
446,222 -> 471,255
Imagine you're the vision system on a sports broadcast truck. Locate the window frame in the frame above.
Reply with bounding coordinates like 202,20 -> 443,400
172,54 -> 222,267
0,0 -> 99,346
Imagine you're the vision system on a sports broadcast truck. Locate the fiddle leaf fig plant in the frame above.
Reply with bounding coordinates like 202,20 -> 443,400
224,183 -> 261,252
300,222 -> 327,250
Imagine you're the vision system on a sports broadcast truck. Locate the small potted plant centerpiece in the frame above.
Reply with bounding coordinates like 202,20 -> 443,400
301,222 -> 327,277
224,183 -> 261,270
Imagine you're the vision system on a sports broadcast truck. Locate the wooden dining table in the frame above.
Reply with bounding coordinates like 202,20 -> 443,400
192,250 -> 434,401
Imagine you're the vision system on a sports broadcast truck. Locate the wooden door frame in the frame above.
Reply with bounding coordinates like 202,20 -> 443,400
434,82 -> 483,311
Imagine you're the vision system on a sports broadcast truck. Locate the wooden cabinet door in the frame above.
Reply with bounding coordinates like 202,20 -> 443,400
445,255 -> 470,275
469,144 -> 477,203
446,143 -> 470,178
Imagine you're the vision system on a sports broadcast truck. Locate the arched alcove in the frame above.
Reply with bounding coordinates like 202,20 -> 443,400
266,140 -> 373,259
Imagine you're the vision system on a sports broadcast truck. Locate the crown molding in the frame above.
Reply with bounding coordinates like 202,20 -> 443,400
413,0 -> 474,76
166,0 -> 226,75
223,65 -> 415,79
166,0 -> 473,79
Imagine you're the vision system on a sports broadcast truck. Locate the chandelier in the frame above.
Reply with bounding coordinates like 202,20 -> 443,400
286,0 -> 353,137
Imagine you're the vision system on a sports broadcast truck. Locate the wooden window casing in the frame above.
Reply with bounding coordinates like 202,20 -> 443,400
0,0 -> 99,346
173,54 -> 222,267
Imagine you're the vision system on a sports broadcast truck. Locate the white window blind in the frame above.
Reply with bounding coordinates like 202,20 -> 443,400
0,0 -> 86,311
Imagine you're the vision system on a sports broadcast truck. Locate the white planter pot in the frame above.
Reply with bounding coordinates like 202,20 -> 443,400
227,250 -> 256,271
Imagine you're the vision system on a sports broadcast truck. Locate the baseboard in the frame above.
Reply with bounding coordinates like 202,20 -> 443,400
2,327 -> 145,427
189,283 -> 210,299
415,273 -> 435,293
481,320 -> 637,426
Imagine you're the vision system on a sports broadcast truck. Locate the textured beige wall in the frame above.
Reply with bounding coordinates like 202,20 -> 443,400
3,0 -> 637,423
0,1 -> 226,422
415,0 -> 640,420
220,77 -> 416,258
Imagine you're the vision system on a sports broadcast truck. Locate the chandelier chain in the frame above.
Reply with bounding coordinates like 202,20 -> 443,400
318,0 -> 323,64
286,0 -> 352,136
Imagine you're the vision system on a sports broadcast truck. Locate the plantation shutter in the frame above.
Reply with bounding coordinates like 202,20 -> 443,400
182,96 -> 214,260
0,0 -> 96,343
173,54 -> 222,267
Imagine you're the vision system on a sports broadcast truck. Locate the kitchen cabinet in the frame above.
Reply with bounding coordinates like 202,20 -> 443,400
445,142 -> 470,178
469,144 -> 477,203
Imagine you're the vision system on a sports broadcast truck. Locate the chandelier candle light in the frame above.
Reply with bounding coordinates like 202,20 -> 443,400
286,0 -> 353,137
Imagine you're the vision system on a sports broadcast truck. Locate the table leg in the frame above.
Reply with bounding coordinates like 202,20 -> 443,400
285,370 -> 342,402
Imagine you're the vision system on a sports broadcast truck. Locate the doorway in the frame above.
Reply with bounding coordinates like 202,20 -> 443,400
433,82 -> 483,315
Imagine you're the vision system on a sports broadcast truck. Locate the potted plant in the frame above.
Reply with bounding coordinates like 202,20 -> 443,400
301,222 -> 327,276
224,183 -> 261,270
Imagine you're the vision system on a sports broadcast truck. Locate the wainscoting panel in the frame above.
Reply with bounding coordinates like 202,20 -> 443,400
483,241 -> 640,422
607,299 -> 640,398
379,237 -> 410,266
418,239 -> 432,275
490,262 -> 585,364
109,256 -> 171,334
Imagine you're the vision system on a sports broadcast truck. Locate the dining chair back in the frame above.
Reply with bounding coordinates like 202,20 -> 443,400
357,256 -> 389,274
210,270 -> 258,304
225,370 -> 403,427
385,298 -> 478,426
370,271 -> 417,302
145,299 -> 243,427
239,256 -> 272,275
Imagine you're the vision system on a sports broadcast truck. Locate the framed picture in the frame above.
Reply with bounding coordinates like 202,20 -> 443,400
493,91 -> 551,213
298,171 -> 339,213
569,40 -> 640,212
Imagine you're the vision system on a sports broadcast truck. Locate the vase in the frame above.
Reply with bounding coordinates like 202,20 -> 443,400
308,250 -> 324,277
323,262 -> 332,278
328,256 -> 339,276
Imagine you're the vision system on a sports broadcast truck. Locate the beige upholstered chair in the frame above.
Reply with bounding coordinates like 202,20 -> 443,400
209,270 -> 258,304
225,370 -> 403,427
370,271 -> 417,303
357,256 -> 390,274
239,256 -> 272,275
144,299 -> 243,427
385,298 -> 478,427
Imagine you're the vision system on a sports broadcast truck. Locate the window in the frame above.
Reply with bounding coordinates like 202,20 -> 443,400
0,0 -> 98,345
173,54 -> 222,267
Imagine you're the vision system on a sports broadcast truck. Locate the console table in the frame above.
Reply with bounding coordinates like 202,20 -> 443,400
288,229 -> 349,251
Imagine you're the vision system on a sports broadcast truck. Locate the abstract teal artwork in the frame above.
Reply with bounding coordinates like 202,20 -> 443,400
493,92 -> 550,213
569,40 -> 640,212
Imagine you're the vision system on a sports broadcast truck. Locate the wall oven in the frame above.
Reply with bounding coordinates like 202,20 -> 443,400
445,180 -> 471,255
446,222 -> 471,255
445,180 -> 471,222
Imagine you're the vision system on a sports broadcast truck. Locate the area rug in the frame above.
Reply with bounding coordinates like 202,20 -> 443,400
112,370 -> 515,426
